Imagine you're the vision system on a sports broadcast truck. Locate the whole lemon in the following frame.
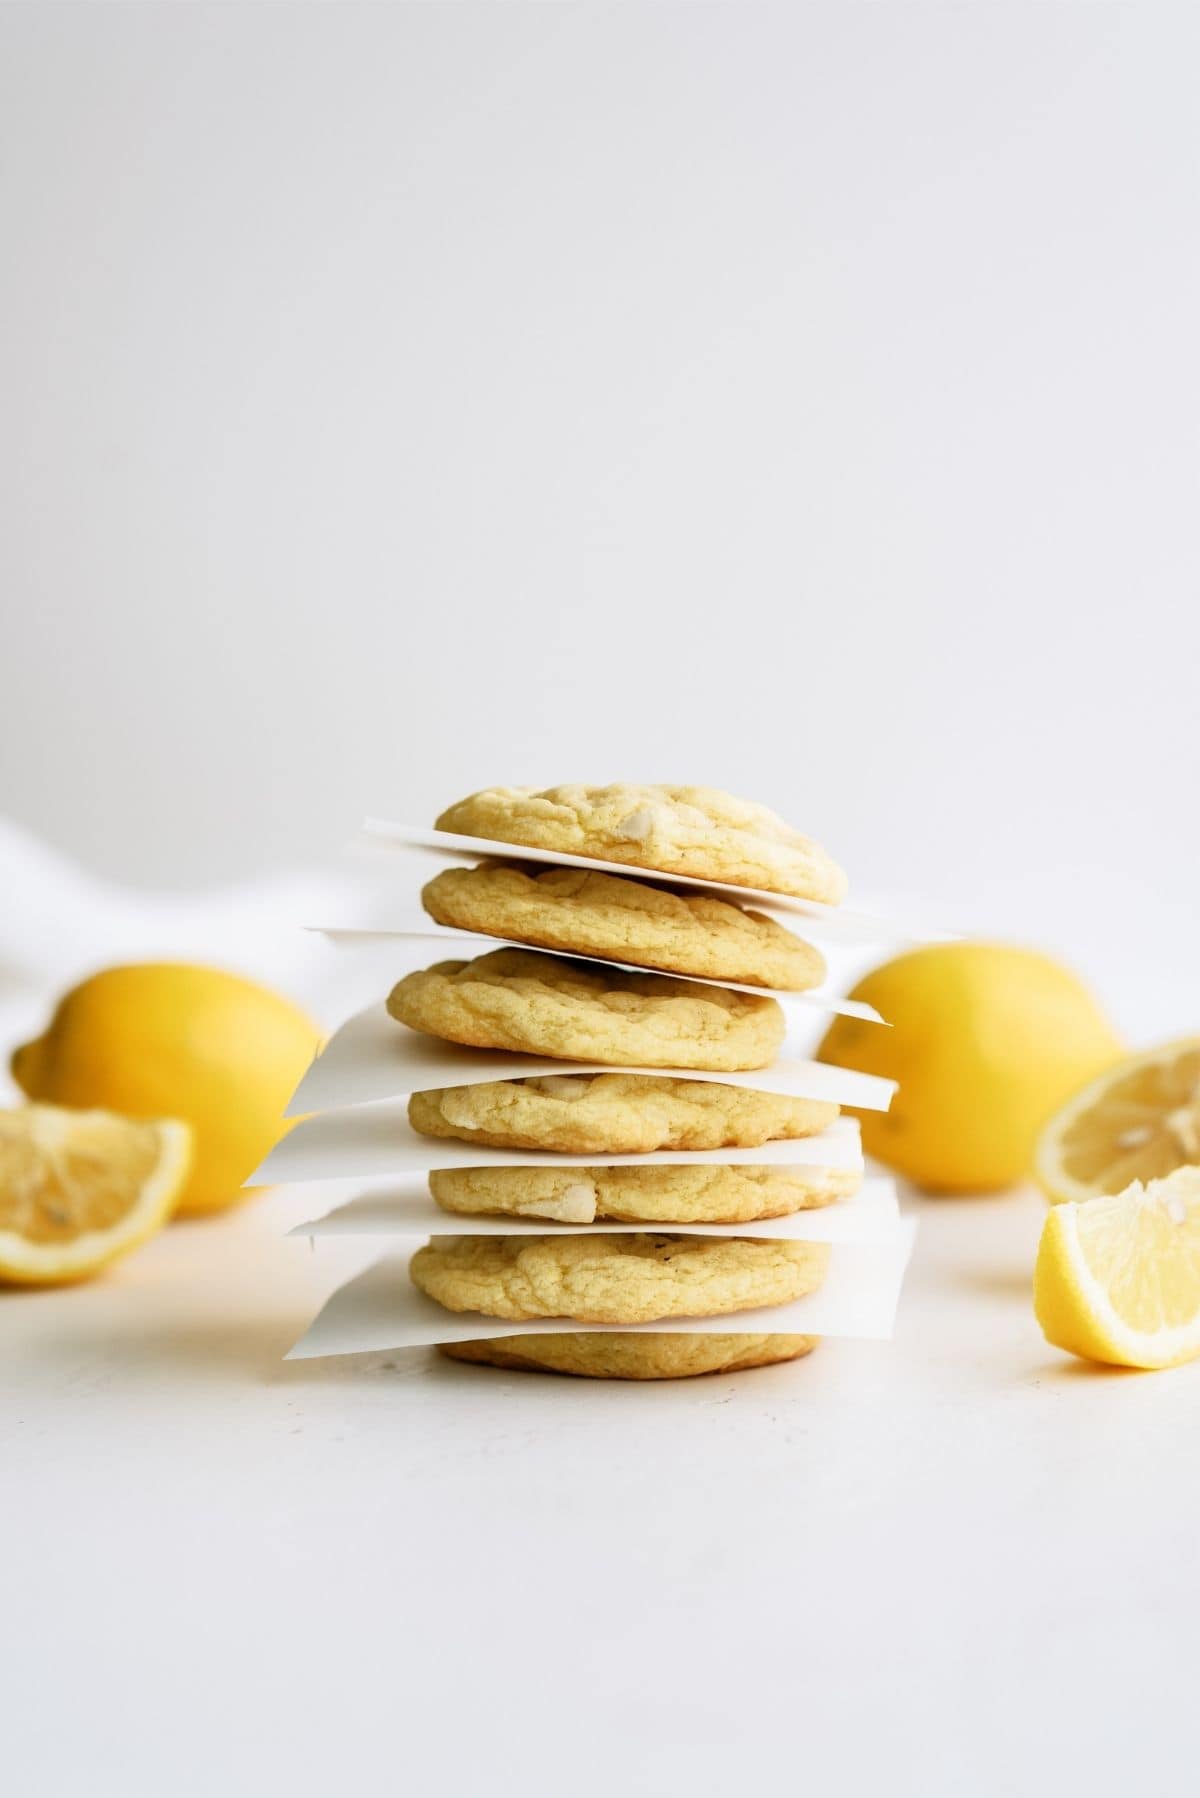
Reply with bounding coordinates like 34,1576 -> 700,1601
11,963 -> 320,1217
817,942 -> 1122,1193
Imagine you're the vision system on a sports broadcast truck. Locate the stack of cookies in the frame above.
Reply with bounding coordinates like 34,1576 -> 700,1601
380,782 -> 868,1380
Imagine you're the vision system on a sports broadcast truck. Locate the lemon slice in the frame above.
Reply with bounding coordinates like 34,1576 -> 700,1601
1034,1168 -> 1200,1368
0,1104 -> 192,1285
1035,1037 -> 1200,1205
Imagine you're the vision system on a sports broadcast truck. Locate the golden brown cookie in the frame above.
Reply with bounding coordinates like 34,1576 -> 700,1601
409,1232 -> 829,1323
435,783 -> 847,903
408,1073 -> 837,1154
421,863 -> 826,990
440,1332 -> 819,1379
429,1163 -> 859,1223
387,949 -> 785,1072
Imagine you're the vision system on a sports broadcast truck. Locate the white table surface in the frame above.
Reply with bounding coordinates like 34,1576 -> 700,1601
3,1172 -> 1195,1798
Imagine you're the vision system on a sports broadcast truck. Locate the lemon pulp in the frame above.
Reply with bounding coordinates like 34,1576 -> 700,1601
0,1104 -> 192,1285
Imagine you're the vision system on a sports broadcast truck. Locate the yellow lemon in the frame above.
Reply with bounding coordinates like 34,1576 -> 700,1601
0,1104 -> 192,1284
1034,1167 -> 1200,1368
12,963 -> 320,1217
1035,1037 -> 1200,1205
817,942 -> 1122,1192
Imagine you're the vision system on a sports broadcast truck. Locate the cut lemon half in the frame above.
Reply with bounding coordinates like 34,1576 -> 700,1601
1035,1168 -> 1200,1369
1035,1037 -> 1200,1206
0,1104 -> 192,1286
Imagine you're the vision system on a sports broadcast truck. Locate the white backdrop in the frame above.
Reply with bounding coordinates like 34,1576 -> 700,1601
2,2 -> 1197,1039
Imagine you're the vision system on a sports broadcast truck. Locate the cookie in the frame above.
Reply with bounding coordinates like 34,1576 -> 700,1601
408,1073 -> 837,1154
429,1163 -> 858,1223
409,1232 -> 829,1323
387,949 -> 785,1072
440,1332 -> 819,1379
435,784 -> 847,903
421,863 -> 826,990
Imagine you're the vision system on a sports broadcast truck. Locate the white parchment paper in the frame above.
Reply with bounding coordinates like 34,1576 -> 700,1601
286,1003 -> 894,1117
359,820 -> 949,944
284,1224 -> 918,1358
256,1109 -> 864,1184
291,1172 -> 899,1243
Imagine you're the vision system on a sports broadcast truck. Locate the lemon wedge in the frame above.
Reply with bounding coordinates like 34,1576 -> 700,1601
1034,1167 -> 1200,1368
1036,1037 -> 1200,1205
0,1104 -> 192,1285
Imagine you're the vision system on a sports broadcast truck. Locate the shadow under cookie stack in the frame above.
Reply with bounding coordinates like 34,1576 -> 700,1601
268,784 -> 915,1380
